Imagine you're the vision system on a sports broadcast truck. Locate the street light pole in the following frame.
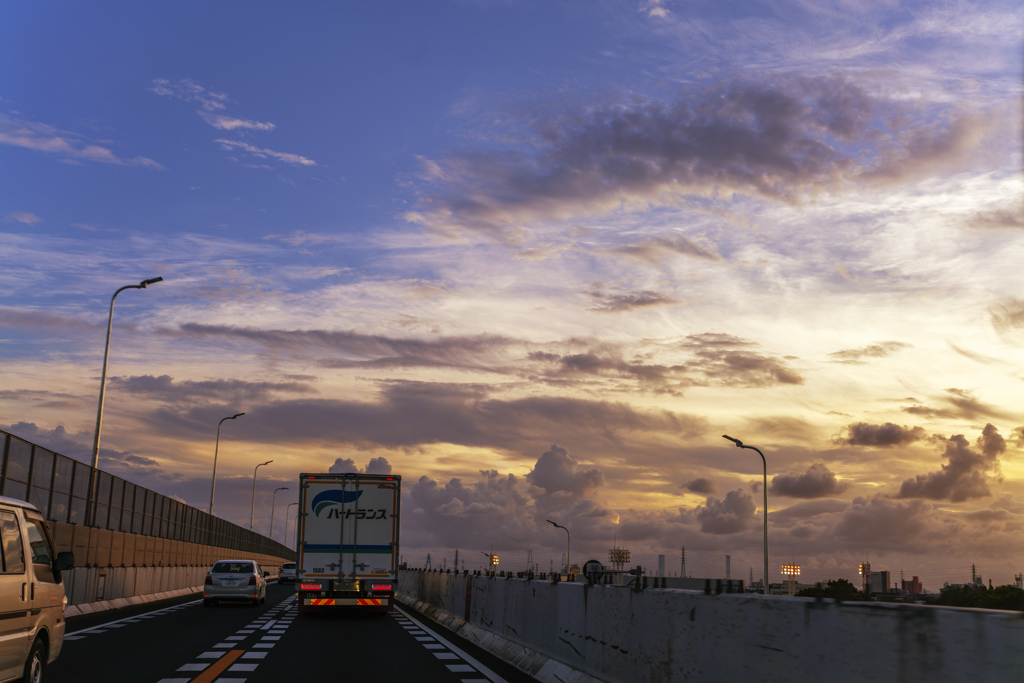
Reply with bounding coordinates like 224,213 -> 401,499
723,435 -> 769,595
546,519 -> 571,576
87,276 -> 163,527
269,487 -> 289,540
249,460 -> 273,531
208,413 -> 244,516
285,503 -> 298,549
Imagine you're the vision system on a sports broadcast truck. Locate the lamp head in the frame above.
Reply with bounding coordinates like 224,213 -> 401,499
232,413 -> 245,419
722,435 -> 743,447
140,277 -> 163,288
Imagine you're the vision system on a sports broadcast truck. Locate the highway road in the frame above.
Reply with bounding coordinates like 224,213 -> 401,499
48,583 -> 537,683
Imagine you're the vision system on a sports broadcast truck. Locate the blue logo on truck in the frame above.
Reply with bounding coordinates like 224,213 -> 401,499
312,489 -> 364,517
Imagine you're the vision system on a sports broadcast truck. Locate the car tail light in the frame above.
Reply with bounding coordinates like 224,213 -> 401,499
300,583 -> 322,591
371,584 -> 392,591
248,575 -> 258,586
205,575 -> 212,585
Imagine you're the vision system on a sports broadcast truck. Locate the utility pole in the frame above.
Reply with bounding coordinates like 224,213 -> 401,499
454,549 -> 459,572
726,555 -> 731,581
681,547 -> 687,578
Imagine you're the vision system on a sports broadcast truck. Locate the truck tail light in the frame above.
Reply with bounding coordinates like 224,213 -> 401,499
371,584 -> 393,591
300,583 -> 323,591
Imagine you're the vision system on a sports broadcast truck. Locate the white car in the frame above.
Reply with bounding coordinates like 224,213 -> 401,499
203,559 -> 268,607
278,561 -> 296,583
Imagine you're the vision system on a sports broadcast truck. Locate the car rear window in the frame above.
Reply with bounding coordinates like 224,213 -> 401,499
283,563 -> 295,569
212,562 -> 253,573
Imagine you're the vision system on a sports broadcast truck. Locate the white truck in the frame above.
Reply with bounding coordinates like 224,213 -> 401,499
296,472 -> 401,613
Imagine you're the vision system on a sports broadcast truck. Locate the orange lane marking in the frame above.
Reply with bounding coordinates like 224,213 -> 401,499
191,649 -> 245,683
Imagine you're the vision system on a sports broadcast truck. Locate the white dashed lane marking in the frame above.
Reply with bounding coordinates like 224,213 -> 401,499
155,594 -> 298,683
392,606 -> 510,683
66,601 -> 197,640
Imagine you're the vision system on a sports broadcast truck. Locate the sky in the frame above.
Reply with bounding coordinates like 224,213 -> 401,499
1,0 -> 1022,590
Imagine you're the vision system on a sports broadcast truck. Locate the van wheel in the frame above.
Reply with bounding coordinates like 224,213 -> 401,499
23,638 -> 45,683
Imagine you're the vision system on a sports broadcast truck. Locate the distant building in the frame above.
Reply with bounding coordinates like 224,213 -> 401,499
768,582 -> 817,596
901,575 -> 923,594
868,570 -> 891,595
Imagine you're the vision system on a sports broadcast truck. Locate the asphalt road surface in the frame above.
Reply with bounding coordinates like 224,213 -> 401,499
47,582 -> 538,683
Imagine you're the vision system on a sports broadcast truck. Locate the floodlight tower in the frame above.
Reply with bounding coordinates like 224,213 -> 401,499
859,562 -> 871,597
782,564 -> 801,596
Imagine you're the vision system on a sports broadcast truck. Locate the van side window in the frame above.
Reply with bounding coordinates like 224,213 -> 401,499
23,515 -> 57,583
0,510 -> 26,574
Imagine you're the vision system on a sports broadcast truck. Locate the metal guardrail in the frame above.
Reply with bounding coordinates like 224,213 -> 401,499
1,428 -> 292,559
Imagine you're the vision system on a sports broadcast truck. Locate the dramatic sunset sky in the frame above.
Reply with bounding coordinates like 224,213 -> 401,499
2,0 -> 1022,588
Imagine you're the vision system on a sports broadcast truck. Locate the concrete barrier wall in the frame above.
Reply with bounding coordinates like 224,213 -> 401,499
398,570 -> 1024,683
48,520 -> 292,607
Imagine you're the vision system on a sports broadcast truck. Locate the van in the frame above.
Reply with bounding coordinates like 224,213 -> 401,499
0,496 -> 74,683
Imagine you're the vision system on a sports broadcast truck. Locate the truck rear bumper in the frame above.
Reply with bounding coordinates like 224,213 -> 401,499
298,594 -> 394,612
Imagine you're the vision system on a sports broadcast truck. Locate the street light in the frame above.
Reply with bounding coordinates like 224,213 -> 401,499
208,413 -> 245,515
546,519 -> 571,576
249,460 -> 273,531
87,276 -> 163,526
269,487 -> 289,540
285,502 -> 298,549
722,435 -> 769,595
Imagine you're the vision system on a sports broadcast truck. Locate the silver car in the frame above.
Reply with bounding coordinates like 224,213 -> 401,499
278,561 -> 296,583
203,559 -> 268,607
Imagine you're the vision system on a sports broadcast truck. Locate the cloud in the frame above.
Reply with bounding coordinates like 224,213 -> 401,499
145,380 -> 703,459
770,499 -> 849,524
107,374 -> 316,403
0,306 -> 100,333
770,463 -> 849,498
170,323 -> 800,394
594,234 -> 722,264
527,333 -> 801,393
405,76 -> 996,240
831,496 -> 934,549
694,489 -> 756,535
214,140 -> 317,166
406,470 -> 536,551
0,113 -> 163,169
587,289 -> 681,313
641,0 -> 670,19
828,341 -> 910,364
151,78 -> 229,112
834,422 -> 926,447
902,389 -> 1014,422
968,203 -> 1024,230
198,111 -> 275,132
329,458 -> 358,473
990,298 -> 1024,334
328,456 -> 392,475
4,212 -> 43,225
526,444 -> 604,500
896,424 -> 1005,502
682,477 -> 717,494
366,457 -> 393,475
152,78 -> 311,167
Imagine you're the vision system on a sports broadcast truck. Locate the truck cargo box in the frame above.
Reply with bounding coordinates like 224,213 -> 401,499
296,473 -> 400,612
